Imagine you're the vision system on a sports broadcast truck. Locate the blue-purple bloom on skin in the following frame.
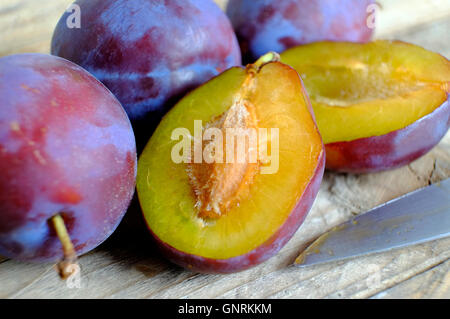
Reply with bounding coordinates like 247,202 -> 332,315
227,0 -> 373,61
51,0 -> 242,149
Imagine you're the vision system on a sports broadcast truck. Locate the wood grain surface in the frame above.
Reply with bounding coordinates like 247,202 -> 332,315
0,0 -> 449,299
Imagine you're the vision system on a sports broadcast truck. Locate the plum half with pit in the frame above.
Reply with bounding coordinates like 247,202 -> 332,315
137,53 -> 324,273
51,0 -> 242,149
0,54 -> 137,277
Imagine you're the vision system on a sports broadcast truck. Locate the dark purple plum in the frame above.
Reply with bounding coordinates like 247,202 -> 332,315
227,0 -> 374,61
0,54 -> 137,265
51,0 -> 242,149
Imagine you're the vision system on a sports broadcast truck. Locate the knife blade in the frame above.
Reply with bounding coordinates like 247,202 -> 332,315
295,178 -> 450,267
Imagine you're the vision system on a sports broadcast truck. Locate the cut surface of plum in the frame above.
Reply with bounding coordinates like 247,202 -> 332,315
282,41 -> 449,144
281,41 -> 449,173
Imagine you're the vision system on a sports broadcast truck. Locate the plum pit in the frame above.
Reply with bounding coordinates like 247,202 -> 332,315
187,97 -> 260,220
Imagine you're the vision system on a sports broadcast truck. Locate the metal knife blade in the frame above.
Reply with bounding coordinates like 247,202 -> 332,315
295,178 -> 450,267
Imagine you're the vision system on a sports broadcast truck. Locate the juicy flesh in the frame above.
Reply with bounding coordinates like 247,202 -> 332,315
302,64 -> 429,107
137,64 -> 322,259
281,41 -> 450,143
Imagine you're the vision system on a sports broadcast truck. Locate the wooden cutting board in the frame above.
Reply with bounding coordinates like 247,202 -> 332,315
0,0 -> 449,299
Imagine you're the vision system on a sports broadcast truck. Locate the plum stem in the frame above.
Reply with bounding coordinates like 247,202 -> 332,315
50,214 -> 78,280
247,52 -> 280,74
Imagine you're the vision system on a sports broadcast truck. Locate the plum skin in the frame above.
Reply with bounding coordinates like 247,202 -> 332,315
149,152 -> 324,274
227,0 -> 374,61
325,98 -> 450,173
0,54 -> 137,262
51,0 -> 242,149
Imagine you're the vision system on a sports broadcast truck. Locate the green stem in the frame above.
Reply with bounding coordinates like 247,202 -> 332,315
248,51 -> 281,73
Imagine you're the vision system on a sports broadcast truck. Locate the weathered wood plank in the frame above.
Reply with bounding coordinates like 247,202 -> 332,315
1,132 -> 448,299
377,18 -> 450,59
371,258 -> 450,299
0,0 -> 72,57
221,239 -> 450,299
373,0 -> 450,38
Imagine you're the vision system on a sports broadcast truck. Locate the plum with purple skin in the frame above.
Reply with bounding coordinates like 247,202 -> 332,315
51,0 -> 242,149
0,54 -> 137,266
227,0 -> 374,61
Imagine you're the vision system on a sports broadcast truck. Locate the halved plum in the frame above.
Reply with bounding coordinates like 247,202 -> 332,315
281,41 -> 450,173
137,54 -> 324,273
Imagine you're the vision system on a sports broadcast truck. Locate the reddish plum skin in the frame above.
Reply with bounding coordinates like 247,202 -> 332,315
325,98 -> 450,173
0,54 -> 137,262
51,0 -> 242,148
150,152 -> 325,274
227,0 -> 374,61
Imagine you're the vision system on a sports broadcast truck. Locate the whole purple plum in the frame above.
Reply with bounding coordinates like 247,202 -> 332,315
227,0 -> 374,61
0,54 -> 137,264
51,0 -> 242,149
